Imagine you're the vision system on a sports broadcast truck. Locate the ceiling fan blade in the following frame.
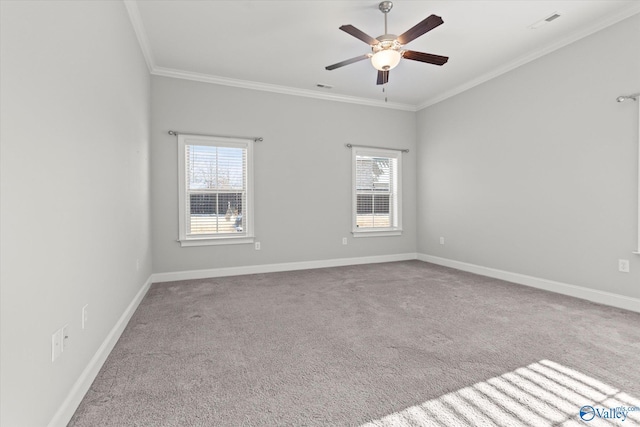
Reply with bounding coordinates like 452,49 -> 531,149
339,25 -> 380,46
325,54 -> 370,70
376,70 -> 389,85
397,14 -> 444,45
402,50 -> 449,66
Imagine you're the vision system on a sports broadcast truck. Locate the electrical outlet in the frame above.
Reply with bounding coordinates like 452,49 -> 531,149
342,237 -> 348,245
255,242 -> 261,250
439,237 -> 445,245
51,329 -> 63,362
82,304 -> 88,329
618,259 -> 630,273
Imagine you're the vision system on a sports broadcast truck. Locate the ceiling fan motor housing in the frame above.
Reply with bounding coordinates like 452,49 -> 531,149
373,34 -> 400,50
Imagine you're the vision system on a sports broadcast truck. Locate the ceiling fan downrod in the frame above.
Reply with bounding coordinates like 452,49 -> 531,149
379,1 -> 393,34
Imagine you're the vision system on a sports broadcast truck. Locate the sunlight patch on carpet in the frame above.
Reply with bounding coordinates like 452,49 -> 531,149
361,360 -> 640,427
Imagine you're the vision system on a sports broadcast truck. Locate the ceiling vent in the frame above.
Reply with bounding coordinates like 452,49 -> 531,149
528,12 -> 562,29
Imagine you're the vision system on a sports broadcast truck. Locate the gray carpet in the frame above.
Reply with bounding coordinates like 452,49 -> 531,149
69,261 -> 640,426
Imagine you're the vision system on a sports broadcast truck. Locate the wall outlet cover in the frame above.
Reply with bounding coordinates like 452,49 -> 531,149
52,329 -> 63,362
618,259 -> 630,273
82,304 -> 89,329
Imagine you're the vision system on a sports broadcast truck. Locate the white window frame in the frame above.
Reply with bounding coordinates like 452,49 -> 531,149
351,147 -> 403,237
177,134 -> 254,247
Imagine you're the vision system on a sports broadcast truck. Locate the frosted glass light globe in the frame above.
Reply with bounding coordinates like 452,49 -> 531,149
371,49 -> 401,71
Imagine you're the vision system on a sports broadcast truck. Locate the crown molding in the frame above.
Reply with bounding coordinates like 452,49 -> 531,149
122,0 -> 415,111
417,5 -> 640,110
151,66 -> 417,111
123,0 -> 639,112
123,0 -> 155,72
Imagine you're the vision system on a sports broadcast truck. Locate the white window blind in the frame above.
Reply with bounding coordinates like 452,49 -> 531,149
352,147 -> 402,236
178,135 -> 254,246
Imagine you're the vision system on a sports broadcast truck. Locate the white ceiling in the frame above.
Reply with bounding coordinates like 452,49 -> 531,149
126,1 -> 640,110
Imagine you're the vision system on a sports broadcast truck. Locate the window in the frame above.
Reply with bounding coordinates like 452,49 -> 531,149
178,134 -> 254,246
352,147 -> 402,237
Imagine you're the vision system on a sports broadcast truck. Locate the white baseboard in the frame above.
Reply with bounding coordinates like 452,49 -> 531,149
153,253 -> 640,312
47,275 -> 153,427
418,253 -> 640,313
151,252 -> 418,283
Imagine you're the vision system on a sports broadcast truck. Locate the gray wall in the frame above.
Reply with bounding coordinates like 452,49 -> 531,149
0,2 -> 151,426
417,14 -> 640,298
151,76 -> 417,274
2,3 -> 637,425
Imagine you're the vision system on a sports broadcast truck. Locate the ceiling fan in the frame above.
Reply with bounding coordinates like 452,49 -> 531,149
325,1 -> 449,85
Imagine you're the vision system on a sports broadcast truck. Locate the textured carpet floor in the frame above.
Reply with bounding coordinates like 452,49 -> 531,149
69,261 -> 640,426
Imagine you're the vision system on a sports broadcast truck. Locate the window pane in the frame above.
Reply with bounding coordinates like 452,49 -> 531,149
374,194 -> 390,214
217,146 -> 245,190
356,156 -> 390,191
186,144 -> 246,236
355,153 -> 395,229
357,194 -> 372,214
187,145 -> 217,189
190,193 -> 219,215
356,194 -> 390,228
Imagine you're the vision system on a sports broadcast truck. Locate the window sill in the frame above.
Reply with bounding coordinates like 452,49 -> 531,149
352,229 -> 402,238
178,236 -> 255,247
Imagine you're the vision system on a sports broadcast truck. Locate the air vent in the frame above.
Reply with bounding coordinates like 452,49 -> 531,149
528,12 -> 561,29
545,13 -> 561,22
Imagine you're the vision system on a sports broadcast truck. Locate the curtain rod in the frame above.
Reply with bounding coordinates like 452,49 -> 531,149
168,130 -> 263,142
345,143 -> 409,153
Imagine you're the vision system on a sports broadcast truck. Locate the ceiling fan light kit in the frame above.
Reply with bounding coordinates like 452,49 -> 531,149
326,1 -> 449,86
371,48 -> 401,71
